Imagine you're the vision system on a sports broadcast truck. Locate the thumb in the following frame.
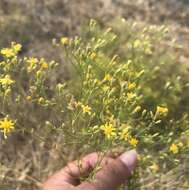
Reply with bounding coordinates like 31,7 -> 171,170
77,150 -> 137,190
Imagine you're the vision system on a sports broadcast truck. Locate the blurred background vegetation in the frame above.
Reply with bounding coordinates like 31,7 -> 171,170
0,0 -> 189,190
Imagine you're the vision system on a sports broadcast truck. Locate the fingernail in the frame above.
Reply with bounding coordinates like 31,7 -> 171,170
119,150 -> 137,172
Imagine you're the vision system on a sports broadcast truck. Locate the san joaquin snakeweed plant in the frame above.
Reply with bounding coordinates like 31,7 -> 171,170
0,19 -> 189,189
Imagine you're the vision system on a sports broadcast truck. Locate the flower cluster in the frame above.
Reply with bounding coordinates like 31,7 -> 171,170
1,42 -> 22,58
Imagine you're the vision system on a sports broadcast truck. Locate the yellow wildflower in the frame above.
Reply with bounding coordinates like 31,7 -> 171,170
150,163 -> 159,173
100,123 -> 116,139
12,42 -> 22,53
0,75 -> 15,86
127,82 -> 136,90
1,48 -> 15,58
61,37 -> 69,46
170,143 -> 179,154
0,117 -> 15,138
1,43 -> 21,58
82,105 -> 92,115
27,57 -> 38,66
156,106 -> 168,117
27,57 -> 39,72
40,59 -> 49,70
129,137 -> 138,147
103,74 -> 112,82
41,62 -> 48,70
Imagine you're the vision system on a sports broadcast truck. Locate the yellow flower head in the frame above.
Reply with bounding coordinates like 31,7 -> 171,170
82,105 -> 92,115
0,75 -> 15,86
1,48 -> 15,58
156,106 -> 168,117
61,37 -> 69,46
100,123 -> 116,139
0,117 -> 15,138
12,42 -> 22,53
103,74 -> 112,82
170,143 -> 179,154
127,82 -> 136,90
26,57 -> 39,72
41,62 -> 48,69
27,57 -> 38,66
40,59 -> 49,70
129,137 -> 138,147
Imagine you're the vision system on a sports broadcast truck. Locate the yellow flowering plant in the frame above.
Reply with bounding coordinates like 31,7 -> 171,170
0,117 -> 15,139
0,20 -> 189,189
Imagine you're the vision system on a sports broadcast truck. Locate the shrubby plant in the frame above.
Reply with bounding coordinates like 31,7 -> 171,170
0,19 -> 189,189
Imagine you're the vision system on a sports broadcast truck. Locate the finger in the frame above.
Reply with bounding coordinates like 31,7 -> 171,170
42,152 -> 114,190
63,152 -> 114,185
77,150 -> 137,190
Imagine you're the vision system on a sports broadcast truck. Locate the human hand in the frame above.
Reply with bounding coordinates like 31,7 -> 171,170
42,150 -> 137,190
